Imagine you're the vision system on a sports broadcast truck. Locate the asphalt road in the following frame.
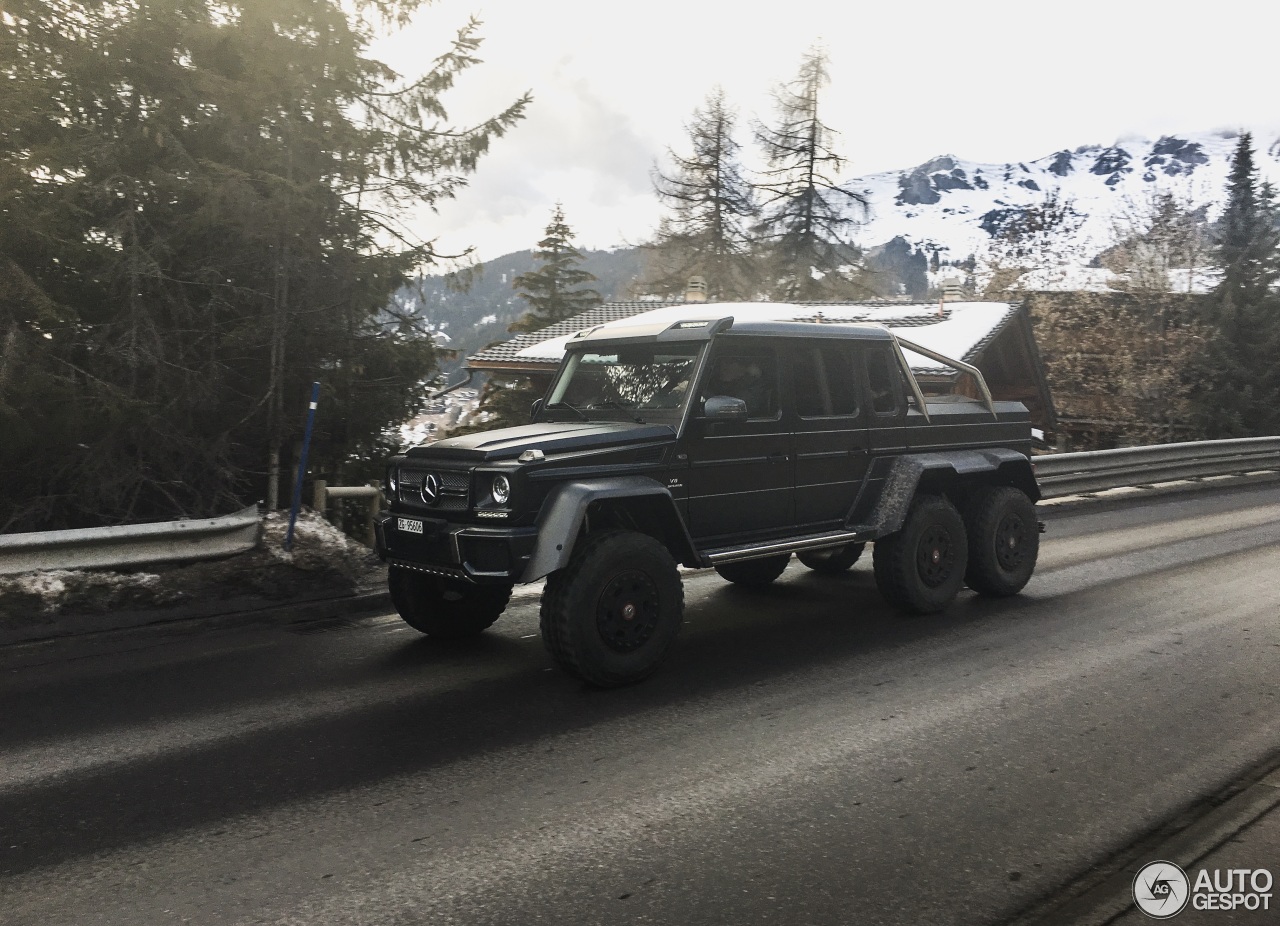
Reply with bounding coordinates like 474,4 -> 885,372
2,483 -> 1279,926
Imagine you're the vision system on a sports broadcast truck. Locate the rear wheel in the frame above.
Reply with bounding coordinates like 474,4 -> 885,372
540,530 -> 684,687
873,495 -> 968,614
714,553 -> 791,586
388,567 -> 511,639
964,486 -> 1038,596
798,542 -> 865,574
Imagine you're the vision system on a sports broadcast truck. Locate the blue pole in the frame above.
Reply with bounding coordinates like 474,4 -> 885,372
284,381 -> 321,553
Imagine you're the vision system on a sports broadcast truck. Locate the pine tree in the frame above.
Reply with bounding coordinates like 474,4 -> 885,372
462,206 -> 600,432
1189,133 -> 1280,437
508,205 -> 602,333
1214,134 -> 1280,316
0,1 -> 528,529
644,88 -> 759,300
753,47 -> 871,301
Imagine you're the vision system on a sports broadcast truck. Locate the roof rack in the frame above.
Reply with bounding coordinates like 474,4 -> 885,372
861,324 -> 996,421
892,333 -> 997,419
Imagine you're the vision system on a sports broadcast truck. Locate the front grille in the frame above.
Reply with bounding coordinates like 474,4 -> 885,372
399,467 -> 471,512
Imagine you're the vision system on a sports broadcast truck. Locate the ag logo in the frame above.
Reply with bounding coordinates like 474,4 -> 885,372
1133,860 -> 1190,918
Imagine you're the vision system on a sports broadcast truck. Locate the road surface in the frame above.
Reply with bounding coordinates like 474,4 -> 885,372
2,484 -> 1279,925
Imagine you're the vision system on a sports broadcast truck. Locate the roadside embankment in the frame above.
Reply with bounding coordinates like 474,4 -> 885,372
0,510 -> 387,646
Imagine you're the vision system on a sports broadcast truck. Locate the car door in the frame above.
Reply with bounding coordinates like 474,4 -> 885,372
682,339 -> 794,543
790,340 -> 871,528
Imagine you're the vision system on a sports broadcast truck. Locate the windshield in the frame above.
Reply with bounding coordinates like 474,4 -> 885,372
544,345 -> 702,421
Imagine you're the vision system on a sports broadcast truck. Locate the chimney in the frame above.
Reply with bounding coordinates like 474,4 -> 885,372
685,276 -> 708,303
938,275 -> 963,316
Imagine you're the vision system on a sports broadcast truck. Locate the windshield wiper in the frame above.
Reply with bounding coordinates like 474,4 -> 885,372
589,399 -> 646,424
546,400 -> 589,421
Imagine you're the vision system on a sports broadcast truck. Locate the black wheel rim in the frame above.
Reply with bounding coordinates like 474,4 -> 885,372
596,569 -> 661,653
916,525 -> 956,588
994,513 -> 1027,572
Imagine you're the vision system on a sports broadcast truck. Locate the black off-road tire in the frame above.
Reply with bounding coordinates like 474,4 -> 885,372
963,486 -> 1039,597
798,542 -> 865,574
539,530 -> 684,687
388,567 -> 511,639
873,495 -> 968,615
714,553 -> 791,586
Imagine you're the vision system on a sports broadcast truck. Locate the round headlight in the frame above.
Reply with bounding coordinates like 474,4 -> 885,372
492,474 -> 511,506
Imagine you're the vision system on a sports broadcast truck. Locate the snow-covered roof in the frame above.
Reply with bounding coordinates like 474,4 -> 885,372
469,300 -> 1020,375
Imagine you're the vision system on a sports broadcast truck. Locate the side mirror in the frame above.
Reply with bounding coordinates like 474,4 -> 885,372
700,395 -> 748,421
529,398 -> 543,422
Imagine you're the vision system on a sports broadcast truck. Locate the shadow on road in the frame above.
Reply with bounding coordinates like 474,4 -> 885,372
0,567 -> 1044,877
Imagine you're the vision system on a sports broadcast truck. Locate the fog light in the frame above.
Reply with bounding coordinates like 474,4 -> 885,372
492,474 -> 511,505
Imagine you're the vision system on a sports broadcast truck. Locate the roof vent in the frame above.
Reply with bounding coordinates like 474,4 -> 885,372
685,276 -> 708,303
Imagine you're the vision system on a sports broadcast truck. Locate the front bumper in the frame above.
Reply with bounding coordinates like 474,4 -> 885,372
374,512 -> 538,585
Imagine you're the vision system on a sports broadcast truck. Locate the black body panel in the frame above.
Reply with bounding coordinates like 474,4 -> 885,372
380,319 -> 1039,582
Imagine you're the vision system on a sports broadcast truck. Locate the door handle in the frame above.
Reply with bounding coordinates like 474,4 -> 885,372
768,452 -> 790,463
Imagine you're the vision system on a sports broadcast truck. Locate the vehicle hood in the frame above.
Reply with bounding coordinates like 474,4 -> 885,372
405,421 -> 676,463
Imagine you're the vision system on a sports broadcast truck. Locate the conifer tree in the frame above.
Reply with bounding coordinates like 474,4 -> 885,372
644,88 -> 759,300
1189,132 -> 1280,436
508,205 -> 601,333
1214,134 -> 1280,314
753,47 -> 871,301
463,207 -> 600,433
0,1 -> 528,529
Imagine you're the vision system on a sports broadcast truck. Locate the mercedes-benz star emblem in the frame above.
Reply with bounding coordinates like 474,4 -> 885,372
421,473 -> 442,505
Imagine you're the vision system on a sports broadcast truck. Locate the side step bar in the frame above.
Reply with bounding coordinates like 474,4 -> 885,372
704,529 -> 871,566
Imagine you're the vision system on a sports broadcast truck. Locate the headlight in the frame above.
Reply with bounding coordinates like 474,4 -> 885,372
491,474 -> 511,506
386,466 -> 399,498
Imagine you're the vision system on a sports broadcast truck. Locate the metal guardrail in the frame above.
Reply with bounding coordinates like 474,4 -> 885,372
0,505 -> 261,577
313,480 -> 383,547
1035,436 -> 1280,499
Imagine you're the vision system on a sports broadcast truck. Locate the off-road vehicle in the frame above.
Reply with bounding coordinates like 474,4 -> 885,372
375,310 -> 1041,686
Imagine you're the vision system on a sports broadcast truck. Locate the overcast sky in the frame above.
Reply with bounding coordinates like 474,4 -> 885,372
371,0 -> 1278,264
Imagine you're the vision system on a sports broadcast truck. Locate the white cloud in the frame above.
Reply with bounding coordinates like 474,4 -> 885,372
373,0 -> 1280,259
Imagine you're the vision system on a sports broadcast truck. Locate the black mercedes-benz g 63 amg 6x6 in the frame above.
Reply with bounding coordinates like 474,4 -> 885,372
376,310 -> 1040,686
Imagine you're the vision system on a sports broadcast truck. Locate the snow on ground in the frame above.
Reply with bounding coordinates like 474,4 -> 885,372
399,387 -> 481,447
0,509 -> 381,626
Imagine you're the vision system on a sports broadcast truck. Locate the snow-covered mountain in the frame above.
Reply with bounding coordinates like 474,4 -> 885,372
406,128 -> 1280,347
848,128 -> 1280,289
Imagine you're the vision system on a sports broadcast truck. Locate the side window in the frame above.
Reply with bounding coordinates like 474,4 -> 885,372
794,346 -> 827,417
864,344 -> 902,416
796,344 -> 860,418
826,345 -> 859,416
701,345 -> 779,419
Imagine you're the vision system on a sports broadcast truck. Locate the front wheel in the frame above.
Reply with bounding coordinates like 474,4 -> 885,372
540,530 -> 684,687
964,487 -> 1039,597
873,495 -> 968,614
388,568 -> 511,639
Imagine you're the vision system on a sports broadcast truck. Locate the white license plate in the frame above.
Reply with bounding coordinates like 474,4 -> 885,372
396,517 -> 424,535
